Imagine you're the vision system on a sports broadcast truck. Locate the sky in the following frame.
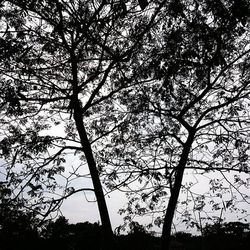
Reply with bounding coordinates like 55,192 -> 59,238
59,168 -> 250,234
0,0 -> 249,239
0,140 -> 250,236
1,135 -> 249,235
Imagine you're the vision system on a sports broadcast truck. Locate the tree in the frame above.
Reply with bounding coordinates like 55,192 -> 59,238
0,0 -> 167,249
1,1 -> 249,250
0,183 -> 40,250
98,0 -> 250,249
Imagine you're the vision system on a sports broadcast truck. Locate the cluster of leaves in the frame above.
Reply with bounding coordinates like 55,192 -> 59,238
96,0 -> 250,230
0,2 -> 250,248
0,0 -> 164,219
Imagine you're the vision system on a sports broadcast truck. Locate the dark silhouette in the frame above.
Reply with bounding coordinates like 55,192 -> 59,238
0,212 -> 249,250
0,1 -> 166,249
0,1 -> 249,250
0,211 -> 40,250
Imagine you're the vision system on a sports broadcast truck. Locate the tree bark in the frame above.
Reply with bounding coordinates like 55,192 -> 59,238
161,131 -> 195,250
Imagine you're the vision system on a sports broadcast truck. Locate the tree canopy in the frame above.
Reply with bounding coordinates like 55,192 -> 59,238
0,0 -> 167,249
0,1 -> 250,250
96,0 -> 250,248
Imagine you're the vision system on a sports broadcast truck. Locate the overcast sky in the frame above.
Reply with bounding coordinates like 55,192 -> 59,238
59,169 -> 250,234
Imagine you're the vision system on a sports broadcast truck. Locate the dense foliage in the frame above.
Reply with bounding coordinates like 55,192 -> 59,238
95,0 -> 250,248
0,215 -> 250,250
0,1 -> 250,250
101,0 -> 250,225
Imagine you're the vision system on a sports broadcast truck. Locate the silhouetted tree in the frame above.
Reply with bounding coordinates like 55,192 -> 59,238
1,1 -> 250,250
41,217 -> 102,250
0,188 -> 40,250
98,1 -> 250,249
0,1 -> 167,249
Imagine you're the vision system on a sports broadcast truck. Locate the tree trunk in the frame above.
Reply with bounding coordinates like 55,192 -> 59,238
70,54 -> 114,250
161,132 -> 195,250
74,111 -> 114,249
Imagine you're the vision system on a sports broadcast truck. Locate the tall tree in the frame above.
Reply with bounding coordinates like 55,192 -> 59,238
99,0 -> 250,249
0,0 -> 166,248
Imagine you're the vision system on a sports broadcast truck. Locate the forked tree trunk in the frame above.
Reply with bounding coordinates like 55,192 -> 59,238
161,132 -> 195,250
